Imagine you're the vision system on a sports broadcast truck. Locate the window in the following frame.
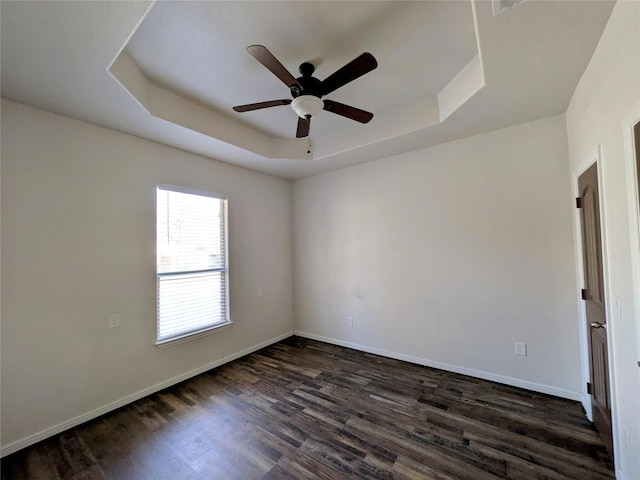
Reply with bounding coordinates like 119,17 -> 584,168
156,185 -> 230,346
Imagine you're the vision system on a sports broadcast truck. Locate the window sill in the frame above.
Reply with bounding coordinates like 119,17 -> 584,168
156,321 -> 233,349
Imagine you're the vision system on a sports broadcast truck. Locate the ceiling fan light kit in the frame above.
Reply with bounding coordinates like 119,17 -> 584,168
233,45 -> 377,138
291,95 -> 324,119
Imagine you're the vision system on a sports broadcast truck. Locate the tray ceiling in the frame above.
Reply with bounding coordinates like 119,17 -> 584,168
1,0 -> 615,179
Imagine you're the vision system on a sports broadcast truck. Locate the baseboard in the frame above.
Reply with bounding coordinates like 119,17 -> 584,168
582,393 -> 593,421
0,331 -> 294,458
294,331 -> 582,402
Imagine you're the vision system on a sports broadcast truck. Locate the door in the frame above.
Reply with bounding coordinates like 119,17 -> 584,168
577,162 -> 613,460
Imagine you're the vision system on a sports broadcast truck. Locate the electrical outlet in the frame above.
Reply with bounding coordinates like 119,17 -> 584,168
346,316 -> 353,327
257,288 -> 262,298
108,314 -> 120,328
515,342 -> 527,356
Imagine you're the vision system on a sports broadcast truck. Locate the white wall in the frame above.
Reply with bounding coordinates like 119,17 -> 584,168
0,100 -> 294,453
293,114 -> 582,398
565,1 -> 640,479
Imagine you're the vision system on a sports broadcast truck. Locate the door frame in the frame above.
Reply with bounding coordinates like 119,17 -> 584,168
571,146 -> 619,455
622,103 -> 640,369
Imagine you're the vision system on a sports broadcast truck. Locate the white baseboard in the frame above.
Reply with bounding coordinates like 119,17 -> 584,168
2,329 -> 586,458
294,331 -> 582,402
0,331 -> 294,458
582,393 -> 593,421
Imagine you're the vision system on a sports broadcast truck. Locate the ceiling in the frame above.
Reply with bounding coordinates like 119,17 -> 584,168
1,1 -> 614,180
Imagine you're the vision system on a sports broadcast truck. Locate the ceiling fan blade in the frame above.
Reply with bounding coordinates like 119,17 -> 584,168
321,52 -> 377,96
323,100 -> 373,123
247,45 -> 302,92
233,99 -> 292,112
296,116 -> 310,138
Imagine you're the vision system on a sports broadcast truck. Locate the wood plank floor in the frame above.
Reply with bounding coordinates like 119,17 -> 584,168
1,336 -> 615,479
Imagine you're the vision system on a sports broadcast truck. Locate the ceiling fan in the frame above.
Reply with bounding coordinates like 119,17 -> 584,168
233,45 -> 378,138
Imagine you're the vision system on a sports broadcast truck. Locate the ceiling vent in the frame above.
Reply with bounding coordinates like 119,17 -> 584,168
492,0 -> 522,16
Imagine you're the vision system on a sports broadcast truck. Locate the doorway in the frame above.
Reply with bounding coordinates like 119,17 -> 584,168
577,162 -> 613,460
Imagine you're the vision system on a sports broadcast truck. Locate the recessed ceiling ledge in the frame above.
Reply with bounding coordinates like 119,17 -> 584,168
312,97 -> 441,161
109,51 -> 311,161
437,54 -> 485,122
109,45 -> 484,163
438,0 -> 485,122
108,50 -> 151,114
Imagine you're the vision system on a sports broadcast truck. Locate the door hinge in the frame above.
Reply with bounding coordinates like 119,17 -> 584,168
587,382 -> 592,394
576,197 -> 583,208
581,289 -> 588,300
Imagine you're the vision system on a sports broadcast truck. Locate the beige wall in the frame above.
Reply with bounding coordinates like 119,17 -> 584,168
293,114 -> 582,397
0,100 -> 294,452
565,1 -> 640,478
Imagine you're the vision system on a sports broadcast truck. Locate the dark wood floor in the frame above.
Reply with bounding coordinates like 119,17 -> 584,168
1,336 -> 614,479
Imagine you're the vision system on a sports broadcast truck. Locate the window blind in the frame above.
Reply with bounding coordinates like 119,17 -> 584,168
156,186 -> 229,344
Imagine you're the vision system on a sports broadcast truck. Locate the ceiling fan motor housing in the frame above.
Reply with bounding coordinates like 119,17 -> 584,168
290,63 -> 323,98
290,62 -> 325,119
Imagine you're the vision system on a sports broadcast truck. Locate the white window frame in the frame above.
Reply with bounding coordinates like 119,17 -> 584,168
156,185 -> 231,348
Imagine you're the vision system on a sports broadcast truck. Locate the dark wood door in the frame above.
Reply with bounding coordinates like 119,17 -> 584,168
578,162 -> 613,460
